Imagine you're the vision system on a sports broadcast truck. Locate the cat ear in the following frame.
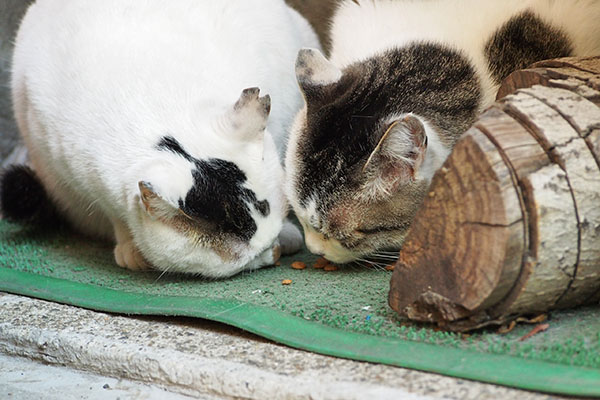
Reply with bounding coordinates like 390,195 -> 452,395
361,114 -> 428,199
226,87 -> 270,142
295,48 -> 342,96
138,181 -> 179,220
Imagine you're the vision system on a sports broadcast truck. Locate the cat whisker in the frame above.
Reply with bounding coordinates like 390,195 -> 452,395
355,257 -> 388,271
153,267 -> 171,283
351,261 -> 368,271
371,252 -> 399,259
373,250 -> 400,255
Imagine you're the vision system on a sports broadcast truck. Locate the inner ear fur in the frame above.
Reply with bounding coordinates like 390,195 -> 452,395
138,181 -> 180,221
226,87 -> 271,142
361,114 -> 428,199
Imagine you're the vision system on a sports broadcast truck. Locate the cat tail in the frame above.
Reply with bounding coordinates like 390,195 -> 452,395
0,165 -> 61,226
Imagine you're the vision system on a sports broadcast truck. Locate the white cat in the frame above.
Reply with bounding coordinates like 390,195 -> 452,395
7,0 -> 320,277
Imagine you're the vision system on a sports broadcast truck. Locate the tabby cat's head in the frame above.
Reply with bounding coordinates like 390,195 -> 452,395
285,48 -> 478,263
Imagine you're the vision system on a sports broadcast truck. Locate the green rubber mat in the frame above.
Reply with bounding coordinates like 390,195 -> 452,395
1,220 -> 599,396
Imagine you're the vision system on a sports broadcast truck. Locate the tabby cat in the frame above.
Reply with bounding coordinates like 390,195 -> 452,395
285,0 -> 600,263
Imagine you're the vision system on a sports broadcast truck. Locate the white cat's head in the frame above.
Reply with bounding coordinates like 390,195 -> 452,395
286,48 -> 479,264
132,88 -> 287,278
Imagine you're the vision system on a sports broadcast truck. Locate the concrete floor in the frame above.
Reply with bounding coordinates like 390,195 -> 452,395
0,292 -> 571,400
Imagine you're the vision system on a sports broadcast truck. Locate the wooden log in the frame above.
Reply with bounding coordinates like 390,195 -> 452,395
389,119 -> 525,323
497,56 -> 600,105
479,103 -> 579,317
389,57 -> 600,330
505,88 -> 600,308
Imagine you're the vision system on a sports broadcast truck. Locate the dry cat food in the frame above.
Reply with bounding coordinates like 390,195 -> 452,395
291,261 -> 306,270
290,257 -> 339,271
313,257 -> 329,269
282,279 -> 292,285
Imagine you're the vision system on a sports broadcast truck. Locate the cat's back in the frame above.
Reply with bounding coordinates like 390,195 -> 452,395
330,0 -> 600,67
13,0 -> 313,141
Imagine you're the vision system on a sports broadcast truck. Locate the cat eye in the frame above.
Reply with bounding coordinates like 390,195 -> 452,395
356,226 -> 400,235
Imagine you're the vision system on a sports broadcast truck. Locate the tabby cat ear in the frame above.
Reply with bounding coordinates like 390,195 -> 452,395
361,114 -> 428,200
295,48 -> 342,97
138,181 -> 180,220
226,87 -> 270,142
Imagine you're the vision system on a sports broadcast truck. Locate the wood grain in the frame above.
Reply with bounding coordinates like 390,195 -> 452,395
389,57 -> 600,330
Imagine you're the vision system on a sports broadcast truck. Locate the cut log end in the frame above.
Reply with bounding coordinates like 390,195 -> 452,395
389,126 -> 524,323
389,56 -> 600,331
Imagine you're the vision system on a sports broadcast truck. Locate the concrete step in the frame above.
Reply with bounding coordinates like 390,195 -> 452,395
0,293 -> 566,400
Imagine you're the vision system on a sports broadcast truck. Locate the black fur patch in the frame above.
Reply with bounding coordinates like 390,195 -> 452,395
156,135 -> 270,241
156,136 -> 193,162
296,43 -> 481,207
485,11 -> 573,84
0,165 -> 60,225
180,159 -> 270,242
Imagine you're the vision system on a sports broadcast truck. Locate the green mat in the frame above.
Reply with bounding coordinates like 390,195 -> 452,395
1,220 -> 599,396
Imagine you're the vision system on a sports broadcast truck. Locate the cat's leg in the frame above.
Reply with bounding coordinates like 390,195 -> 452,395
278,219 -> 303,255
112,219 -> 150,271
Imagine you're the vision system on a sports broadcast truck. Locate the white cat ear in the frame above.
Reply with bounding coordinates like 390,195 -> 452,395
226,87 -> 270,142
361,114 -> 428,199
295,48 -> 342,93
138,181 -> 179,220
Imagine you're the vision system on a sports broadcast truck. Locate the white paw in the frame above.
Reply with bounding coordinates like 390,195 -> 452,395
278,220 -> 303,255
114,241 -> 150,271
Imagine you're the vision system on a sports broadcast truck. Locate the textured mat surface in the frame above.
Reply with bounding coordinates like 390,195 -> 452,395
1,220 -> 599,396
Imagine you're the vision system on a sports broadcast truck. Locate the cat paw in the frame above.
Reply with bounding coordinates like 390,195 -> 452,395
278,220 -> 303,255
114,241 -> 150,271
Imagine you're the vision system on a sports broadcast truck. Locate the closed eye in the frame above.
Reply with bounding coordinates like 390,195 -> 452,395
356,225 -> 406,235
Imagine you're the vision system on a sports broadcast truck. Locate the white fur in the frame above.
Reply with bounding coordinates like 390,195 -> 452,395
330,0 -> 600,109
12,0 -> 320,277
296,48 -> 343,86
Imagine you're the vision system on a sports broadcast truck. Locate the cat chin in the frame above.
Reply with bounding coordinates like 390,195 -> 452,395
127,212 -> 281,279
304,229 -> 356,264
135,231 -> 281,278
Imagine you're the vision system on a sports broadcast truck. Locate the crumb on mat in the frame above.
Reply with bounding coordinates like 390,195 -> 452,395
291,261 -> 306,270
313,257 -> 328,269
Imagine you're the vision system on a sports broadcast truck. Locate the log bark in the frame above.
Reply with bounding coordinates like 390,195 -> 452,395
390,126 -> 524,322
389,56 -> 600,331
497,56 -> 600,104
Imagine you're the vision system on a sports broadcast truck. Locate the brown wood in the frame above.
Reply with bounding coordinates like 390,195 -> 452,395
507,88 -> 600,308
482,100 -> 579,316
498,56 -> 600,105
389,57 -> 600,331
389,124 -> 524,323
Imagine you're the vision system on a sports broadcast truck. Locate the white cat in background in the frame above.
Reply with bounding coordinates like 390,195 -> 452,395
9,0 -> 319,277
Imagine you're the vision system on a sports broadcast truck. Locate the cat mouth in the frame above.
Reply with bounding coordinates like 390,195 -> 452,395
320,251 -> 358,265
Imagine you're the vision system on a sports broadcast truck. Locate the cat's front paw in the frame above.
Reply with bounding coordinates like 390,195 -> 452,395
278,220 -> 303,255
114,241 -> 150,271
